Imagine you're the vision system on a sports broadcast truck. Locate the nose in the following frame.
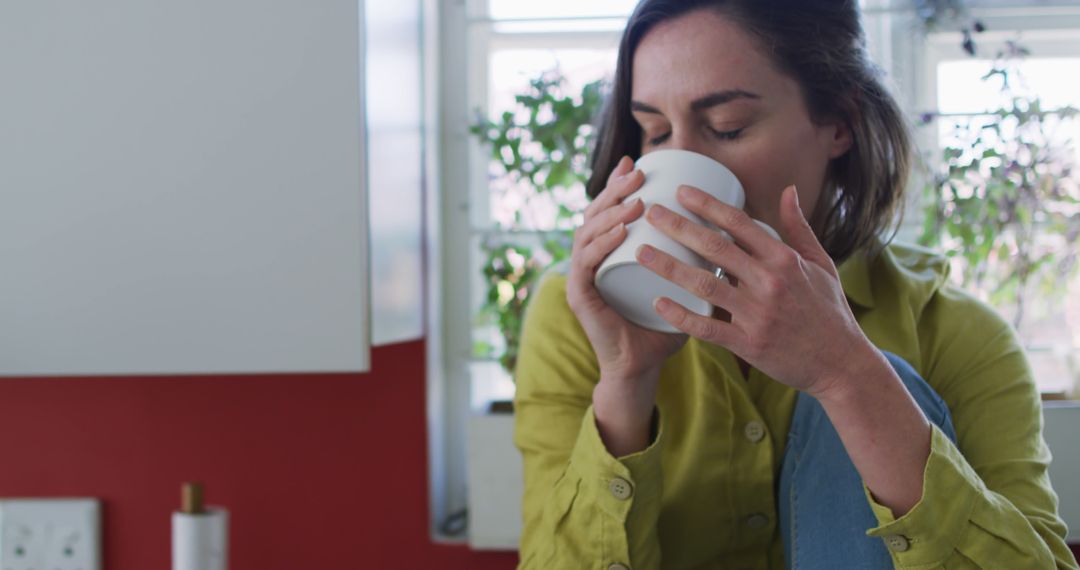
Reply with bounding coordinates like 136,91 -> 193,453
668,127 -> 711,157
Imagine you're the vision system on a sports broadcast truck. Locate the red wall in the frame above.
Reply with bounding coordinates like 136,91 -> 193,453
0,340 -> 517,569
1,340 -> 1076,567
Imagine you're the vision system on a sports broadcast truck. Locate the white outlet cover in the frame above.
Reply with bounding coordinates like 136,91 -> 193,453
0,499 -> 100,570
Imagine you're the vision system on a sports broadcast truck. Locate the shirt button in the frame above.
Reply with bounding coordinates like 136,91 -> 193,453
745,513 -> 770,529
608,564 -> 630,570
609,477 -> 633,500
884,534 -> 910,552
744,420 -> 766,443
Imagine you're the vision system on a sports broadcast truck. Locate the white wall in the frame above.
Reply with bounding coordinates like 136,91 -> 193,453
0,0 -> 369,375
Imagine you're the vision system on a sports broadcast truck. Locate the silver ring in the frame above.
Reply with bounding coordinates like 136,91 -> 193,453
713,266 -> 726,281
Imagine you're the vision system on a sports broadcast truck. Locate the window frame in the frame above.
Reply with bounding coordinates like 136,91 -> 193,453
918,14 -> 1080,135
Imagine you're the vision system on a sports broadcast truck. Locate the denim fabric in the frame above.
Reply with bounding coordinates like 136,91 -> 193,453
778,352 -> 958,569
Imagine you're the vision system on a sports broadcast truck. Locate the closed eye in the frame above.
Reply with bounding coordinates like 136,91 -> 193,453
646,128 -> 743,147
647,132 -> 671,146
710,127 -> 743,141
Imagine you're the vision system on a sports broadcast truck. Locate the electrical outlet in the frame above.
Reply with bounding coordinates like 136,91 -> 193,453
1,521 -> 45,570
0,499 -> 100,570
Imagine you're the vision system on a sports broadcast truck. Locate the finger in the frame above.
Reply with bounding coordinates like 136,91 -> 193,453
779,185 -> 837,276
568,224 -> 626,314
653,296 -> 745,349
635,244 -> 748,314
644,203 -> 767,285
585,161 -> 645,220
572,222 -> 628,282
675,185 -> 784,257
586,165 -> 644,220
606,155 -> 633,186
576,197 -> 644,247
585,156 -> 632,220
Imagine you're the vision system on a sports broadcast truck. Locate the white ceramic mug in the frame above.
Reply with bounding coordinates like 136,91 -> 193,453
595,149 -> 779,333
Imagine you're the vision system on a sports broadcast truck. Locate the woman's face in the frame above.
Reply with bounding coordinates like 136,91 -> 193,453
631,9 -> 852,231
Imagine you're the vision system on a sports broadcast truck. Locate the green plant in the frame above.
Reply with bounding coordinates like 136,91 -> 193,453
470,73 -> 608,373
913,0 -> 986,55
918,42 -> 1080,334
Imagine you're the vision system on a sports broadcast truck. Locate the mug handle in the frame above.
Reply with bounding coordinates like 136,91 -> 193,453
753,219 -> 781,242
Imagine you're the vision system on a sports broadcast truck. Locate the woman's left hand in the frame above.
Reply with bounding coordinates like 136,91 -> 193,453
636,184 -> 879,398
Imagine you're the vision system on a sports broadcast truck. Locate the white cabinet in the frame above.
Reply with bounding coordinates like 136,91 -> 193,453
366,0 -> 425,346
0,0 -> 370,375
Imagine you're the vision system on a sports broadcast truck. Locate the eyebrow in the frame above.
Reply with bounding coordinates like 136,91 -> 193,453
630,89 -> 762,114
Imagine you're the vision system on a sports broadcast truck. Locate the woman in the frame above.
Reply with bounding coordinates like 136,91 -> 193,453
513,0 -> 1076,568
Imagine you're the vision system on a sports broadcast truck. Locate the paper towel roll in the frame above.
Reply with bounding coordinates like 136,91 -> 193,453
172,508 -> 228,570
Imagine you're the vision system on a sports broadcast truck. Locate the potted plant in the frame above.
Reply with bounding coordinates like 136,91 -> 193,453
469,73 -> 607,380
917,42 -> 1080,395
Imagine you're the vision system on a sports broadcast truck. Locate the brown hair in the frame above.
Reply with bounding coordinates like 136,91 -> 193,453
588,0 -> 912,264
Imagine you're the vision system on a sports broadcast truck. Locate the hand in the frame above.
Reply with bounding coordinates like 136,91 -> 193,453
635,184 -> 880,397
566,156 -> 688,453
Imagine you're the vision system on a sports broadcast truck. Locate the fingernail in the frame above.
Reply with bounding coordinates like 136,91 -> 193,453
637,245 -> 655,262
609,223 -> 625,235
677,185 -> 697,199
789,185 -> 800,207
626,198 -> 643,209
647,204 -> 669,220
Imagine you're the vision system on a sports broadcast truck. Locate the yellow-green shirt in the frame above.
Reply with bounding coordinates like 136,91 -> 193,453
513,242 -> 1075,569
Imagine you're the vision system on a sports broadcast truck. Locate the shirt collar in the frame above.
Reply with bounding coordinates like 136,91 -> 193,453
838,250 -> 875,309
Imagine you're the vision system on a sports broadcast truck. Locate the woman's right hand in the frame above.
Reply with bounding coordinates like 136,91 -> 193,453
567,155 -> 689,455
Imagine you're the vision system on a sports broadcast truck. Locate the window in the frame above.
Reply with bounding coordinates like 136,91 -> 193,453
427,0 -> 635,543
921,21 -> 1080,395
468,14 -> 629,413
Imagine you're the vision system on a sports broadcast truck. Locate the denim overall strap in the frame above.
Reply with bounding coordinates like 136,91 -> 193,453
778,352 -> 958,569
